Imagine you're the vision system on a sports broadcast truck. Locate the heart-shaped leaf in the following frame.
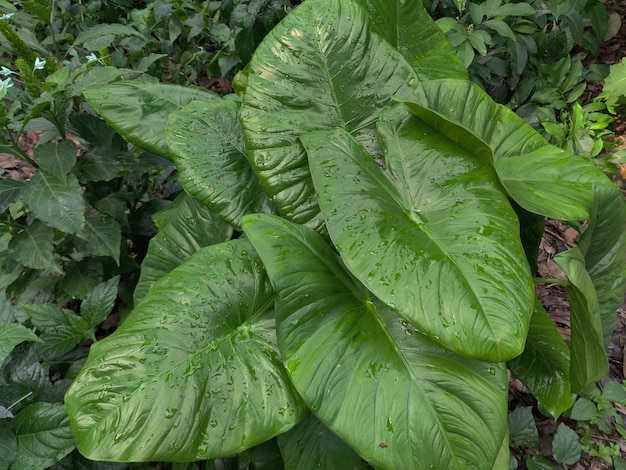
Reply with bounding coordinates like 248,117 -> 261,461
303,113 -> 533,361
65,239 -> 306,462
240,0 -> 418,230
243,213 -> 508,469
167,99 -> 275,230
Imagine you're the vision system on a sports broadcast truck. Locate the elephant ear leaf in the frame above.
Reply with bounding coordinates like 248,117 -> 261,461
243,213 -> 508,470
354,0 -> 467,80
240,0 -> 418,231
65,239 -> 306,462
83,81 -> 220,159
302,112 -> 533,362
402,80 -> 611,220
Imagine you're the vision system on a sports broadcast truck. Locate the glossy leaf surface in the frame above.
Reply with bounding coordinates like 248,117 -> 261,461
65,239 -> 306,462
83,82 -> 220,159
243,214 -> 508,470
555,247 -> 609,392
405,80 -> 611,220
303,118 -> 533,361
241,0 -> 417,230
133,193 -> 233,305
167,99 -> 274,229
508,303 -> 575,418
578,184 -> 626,345
355,0 -> 467,80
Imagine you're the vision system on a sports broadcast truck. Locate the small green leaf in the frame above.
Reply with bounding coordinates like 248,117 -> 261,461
483,19 -> 516,40
80,276 -> 119,330
0,425 -> 17,470
494,2 -> 535,17
552,424 -> 581,465
58,259 -> 103,300
80,215 -> 122,264
20,171 -> 86,237
12,402 -> 75,470
33,141 -> 77,181
0,179 -> 22,213
21,304 -> 86,359
508,406 -> 538,447
602,58 -> 626,107
8,221 -> 61,273
0,323 -> 42,365
569,397 -> 598,421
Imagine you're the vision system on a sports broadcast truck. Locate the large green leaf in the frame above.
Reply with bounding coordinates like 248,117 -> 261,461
133,193 -> 233,305
578,184 -> 626,346
354,0 -> 467,80
303,116 -> 533,362
403,80 -> 611,220
555,247 -> 609,392
65,239 -> 306,462
240,0 -> 418,230
243,214 -> 508,470
277,414 -> 367,470
167,99 -> 275,229
83,82 -> 220,159
33,141 -> 77,181
507,302 -> 575,418
20,171 -> 86,237
12,402 -> 75,470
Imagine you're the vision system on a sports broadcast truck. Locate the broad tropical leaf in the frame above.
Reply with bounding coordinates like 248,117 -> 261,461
240,0 -> 418,230
578,184 -> 626,345
8,221 -> 61,273
20,171 -> 86,237
12,402 -> 75,470
403,80 -> 611,220
167,99 -> 275,229
243,214 -> 508,470
65,239 -> 306,462
277,414 -> 367,470
133,193 -> 233,305
555,247 -> 609,392
83,82 -> 220,159
354,0 -> 467,80
303,117 -> 533,361
508,303 -> 575,418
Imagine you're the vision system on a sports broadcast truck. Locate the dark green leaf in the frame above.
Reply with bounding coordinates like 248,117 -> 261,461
494,2 -> 535,16
20,171 -> 86,237
303,119 -> 533,361
354,0 -> 467,80
0,323 -> 42,365
0,179 -> 22,213
33,141 -> 77,181
167,99 -> 274,229
0,425 -> 17,470
73,24 -> 146,50
241,0 -> 418,230
12,402 -> 75,470
406,80 -> 611,220
569,397 -> 597,421
65,239 -> 306,461
278,414 -> 367,470
243,214 -> 508,469
578,184 -> 626,346
555,248 -> 609,392
133,193 -> 233,305
552,424 -> 581,465
80,276 -> 119,329
80,215 -> 122,264
8,221 -> 61,273
58,259 -> 104,300
508,406 -> 538,447
508,303 -> 575,418
84,82 -> 220,159
22,304 -> 86,359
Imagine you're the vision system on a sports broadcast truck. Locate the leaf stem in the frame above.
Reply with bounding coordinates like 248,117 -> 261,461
534,277 -> 570,287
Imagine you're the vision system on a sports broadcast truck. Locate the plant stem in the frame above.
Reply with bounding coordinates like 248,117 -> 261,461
534,277 -> 570,287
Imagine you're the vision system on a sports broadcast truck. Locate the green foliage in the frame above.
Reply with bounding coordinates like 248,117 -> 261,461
60,0 -> 624,468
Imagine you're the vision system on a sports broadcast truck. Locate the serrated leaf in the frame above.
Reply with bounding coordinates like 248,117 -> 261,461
552,424 -> 581,465
303,118 -> 532,361
0,179 -> 22,213
569,397 -> 597,421
133,192 -> 233,305
508,406 -> 538,447
21,304 -> 86,359
508,303 -> 575,418
241,0 -> 418,231
0,323 -> 42,365
8,221 -> 61,274
555,247 -> 609,392
243,214 -> 508,469
83,82 -> 220,159
65,239 -> 306,462
602,58 -> 626,107
12,402 -> 75,470
278,414 -> 367,470
33,141 -> 77,181
80,276 -> 119,329
20,171 -> 86,237
167,99 -> 274,230
58,259 -> 104,300
81,215 -> 122,264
